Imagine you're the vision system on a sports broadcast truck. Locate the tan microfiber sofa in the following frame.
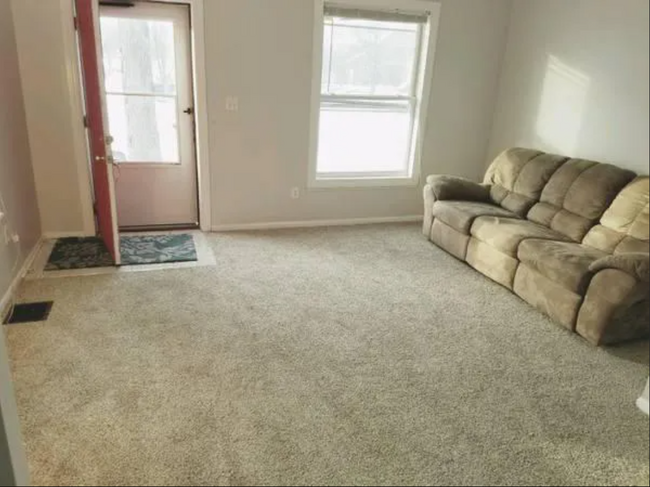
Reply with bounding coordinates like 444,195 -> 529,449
423,148 -> 650,345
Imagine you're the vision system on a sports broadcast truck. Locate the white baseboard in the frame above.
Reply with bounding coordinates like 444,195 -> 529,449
42,231 -> 92,240
0,238 -> 44,318
212,215 -> 423,232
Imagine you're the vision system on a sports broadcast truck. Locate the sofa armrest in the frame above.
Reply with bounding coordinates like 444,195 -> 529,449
425,175 -> 491,203
589,253 -> 650,283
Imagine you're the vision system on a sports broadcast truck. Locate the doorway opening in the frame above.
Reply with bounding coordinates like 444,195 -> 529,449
75,0 -> 206,266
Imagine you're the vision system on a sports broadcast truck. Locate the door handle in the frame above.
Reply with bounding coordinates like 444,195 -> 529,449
183,107 -> 194,115
95,155 -> 116,165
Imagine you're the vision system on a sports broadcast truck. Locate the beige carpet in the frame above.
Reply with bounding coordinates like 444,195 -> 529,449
5,224 -> 649,486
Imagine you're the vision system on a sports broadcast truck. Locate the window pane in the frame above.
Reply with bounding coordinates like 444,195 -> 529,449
323,18 -> 419,96
106,95 -> 179,163
321,23 -> 333,92
100,16 -> 176,95
317,101 -> 412,174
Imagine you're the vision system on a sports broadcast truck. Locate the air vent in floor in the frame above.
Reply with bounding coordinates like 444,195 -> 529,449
4,301 -> 54,325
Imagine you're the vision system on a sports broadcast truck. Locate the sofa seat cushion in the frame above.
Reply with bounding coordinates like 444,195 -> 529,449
471,216 -> 570,257
432,201 -> 518,235
518,239 -> 607,294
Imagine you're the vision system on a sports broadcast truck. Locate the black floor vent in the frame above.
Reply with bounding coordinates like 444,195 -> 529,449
4,301 -> 54,325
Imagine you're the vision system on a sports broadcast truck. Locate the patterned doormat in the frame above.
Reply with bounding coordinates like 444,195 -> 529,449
45,234 -> 197,270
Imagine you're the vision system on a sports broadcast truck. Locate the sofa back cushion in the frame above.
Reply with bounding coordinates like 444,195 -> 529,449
484,148 -> 568,217
583,177 -> 650,255
527,160 -> 636,242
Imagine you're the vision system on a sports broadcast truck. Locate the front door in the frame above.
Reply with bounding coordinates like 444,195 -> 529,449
99,2 -> 198,229
76,0 -> 121,264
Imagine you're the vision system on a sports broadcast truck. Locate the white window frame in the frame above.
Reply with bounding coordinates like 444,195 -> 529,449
308,0 -> 441,189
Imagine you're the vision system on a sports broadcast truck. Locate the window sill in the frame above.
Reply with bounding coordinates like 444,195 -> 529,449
308,176 -> 420,189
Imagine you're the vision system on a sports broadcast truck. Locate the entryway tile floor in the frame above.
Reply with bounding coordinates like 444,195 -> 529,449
25,230 -> 216,280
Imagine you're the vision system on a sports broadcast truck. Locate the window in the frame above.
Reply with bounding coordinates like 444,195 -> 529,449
310,1 -> 439,186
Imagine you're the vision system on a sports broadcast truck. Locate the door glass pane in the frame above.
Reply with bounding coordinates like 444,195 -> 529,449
107,95 -> 179,163
317,101 -> 412,174
100,17 -> 176,95
324,18 -> 419,96
100,14 -> 180,163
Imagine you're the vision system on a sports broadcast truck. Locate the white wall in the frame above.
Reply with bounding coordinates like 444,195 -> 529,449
0,1 -> 36,484
0,4 -> 42,297
11,0 -> 511,232
11,0 -> 95,237
12,0 -> 650,230
206,0 -> 512,226
488,0 -> 649,174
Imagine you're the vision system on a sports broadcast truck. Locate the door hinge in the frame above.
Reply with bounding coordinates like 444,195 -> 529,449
83,115 -> 88,128
92,202 -> 98,216
73,16 -> 79,30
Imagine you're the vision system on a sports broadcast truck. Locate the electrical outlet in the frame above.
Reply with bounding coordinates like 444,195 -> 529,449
291,187 -> 300,199
225,96 -> 239,112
